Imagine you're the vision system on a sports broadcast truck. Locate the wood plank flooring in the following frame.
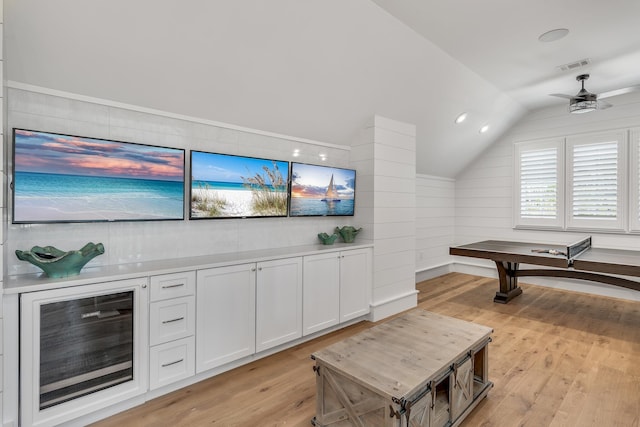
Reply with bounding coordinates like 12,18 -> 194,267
91,273 -> 640,427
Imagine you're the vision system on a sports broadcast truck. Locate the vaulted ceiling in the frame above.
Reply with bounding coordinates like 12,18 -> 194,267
5,1 -> 640,177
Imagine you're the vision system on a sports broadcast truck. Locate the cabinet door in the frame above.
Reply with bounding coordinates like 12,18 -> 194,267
196,264 -> 256,373
255,257 -> 303,352
303,253 -> 340,336
339,248 -> 372,322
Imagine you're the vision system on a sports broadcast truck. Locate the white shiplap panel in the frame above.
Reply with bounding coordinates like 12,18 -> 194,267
374,158 -> 416,179
373,236 -> 415,256
373,221 -> 416,240
373,175 -> 415,193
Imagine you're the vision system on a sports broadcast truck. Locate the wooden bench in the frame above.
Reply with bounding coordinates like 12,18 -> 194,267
311,310 -> 493,427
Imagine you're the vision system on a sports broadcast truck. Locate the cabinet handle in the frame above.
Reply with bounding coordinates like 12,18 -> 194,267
258,267 -> 262,271
162,317 -> 185,324
162,283 -> 185,289
251,267 -> 256,272
161,358 -> 184,368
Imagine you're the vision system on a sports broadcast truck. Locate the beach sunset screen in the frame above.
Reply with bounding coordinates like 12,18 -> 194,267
289,163 -> 355,216
190,151 -> 289,219
12,129 -> 185,223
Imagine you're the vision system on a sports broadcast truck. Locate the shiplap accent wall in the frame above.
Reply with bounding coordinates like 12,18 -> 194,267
452,92 -> 640,301
415,174 -> 455,282
5,86 -> 360,276
352,115 -> 417,321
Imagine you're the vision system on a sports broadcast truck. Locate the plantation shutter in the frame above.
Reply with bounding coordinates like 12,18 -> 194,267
571,141 -> 617,218
566,131 -> 626,231
514,138 -> 564,229
520,147 -> 558,218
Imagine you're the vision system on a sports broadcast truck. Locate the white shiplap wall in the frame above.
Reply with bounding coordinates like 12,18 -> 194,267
352,115 -> 417,321
5,86 -> 358,276
415,174 -> 455,282
452,91 -> 640,301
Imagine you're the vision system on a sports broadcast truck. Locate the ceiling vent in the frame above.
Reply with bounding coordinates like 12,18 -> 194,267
557,58 -> 591,72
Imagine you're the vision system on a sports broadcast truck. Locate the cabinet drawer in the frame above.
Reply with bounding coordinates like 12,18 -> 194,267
149,336 -> 195,390
150,271 -> 196,302
150,296 -> 195,346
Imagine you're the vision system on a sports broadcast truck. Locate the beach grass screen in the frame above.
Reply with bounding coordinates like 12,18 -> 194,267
190,151 -> 289,219
12,129 -> 186,223
289,162 -> 356,217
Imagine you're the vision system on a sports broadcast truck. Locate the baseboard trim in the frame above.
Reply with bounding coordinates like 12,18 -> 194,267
369,290 -> 418,322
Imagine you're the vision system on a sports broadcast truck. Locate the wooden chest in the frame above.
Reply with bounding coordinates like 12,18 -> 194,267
311,310 -> 493,427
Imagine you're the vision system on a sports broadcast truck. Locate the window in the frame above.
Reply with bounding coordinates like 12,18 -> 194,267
514,138 -> 564,229
566,131 -> 626,231
514,129 -> 630,233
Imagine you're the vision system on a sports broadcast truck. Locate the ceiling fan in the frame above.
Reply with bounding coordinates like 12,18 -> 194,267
550,74 -> 640,114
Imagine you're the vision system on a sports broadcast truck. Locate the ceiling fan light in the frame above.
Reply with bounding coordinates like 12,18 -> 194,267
569,99 -> 597,114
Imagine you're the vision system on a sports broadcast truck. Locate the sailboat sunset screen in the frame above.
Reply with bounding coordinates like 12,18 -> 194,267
12,128 -> 185,223
289,162 -> 356,216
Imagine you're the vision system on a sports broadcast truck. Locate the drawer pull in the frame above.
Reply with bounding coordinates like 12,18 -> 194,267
161,358 -> 184,368
162,283 -> 185,289
162,317 -> 185,324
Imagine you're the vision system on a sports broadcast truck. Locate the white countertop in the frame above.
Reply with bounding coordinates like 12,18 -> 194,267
4,242 -> 374,294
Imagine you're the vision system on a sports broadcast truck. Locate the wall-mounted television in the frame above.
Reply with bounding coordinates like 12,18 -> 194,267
12,128 -> 186,223
289,162 -> 356,217
190,151 -> 289,219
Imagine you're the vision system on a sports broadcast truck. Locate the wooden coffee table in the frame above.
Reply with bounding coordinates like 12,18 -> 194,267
311,310 -> 493,427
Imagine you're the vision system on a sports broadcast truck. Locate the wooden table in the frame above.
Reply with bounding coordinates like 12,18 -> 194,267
450,238 -> 640,303
311,310 -> 493,427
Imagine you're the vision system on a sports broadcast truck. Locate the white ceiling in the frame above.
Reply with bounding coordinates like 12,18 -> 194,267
4,1 -> 640,178
373,0 -> 640,111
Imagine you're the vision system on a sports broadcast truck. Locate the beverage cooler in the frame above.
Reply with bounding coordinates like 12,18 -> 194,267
20,278 -> 149,427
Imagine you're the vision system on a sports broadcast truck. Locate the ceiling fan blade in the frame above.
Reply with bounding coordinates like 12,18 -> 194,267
598,85 -> 640,99
598,100 -> 613,110
549,93 -> 574,99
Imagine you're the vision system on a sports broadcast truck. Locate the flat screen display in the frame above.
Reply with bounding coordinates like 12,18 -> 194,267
190,151 -> 289,219
12,129 -> 186,223
289,162 -> 356,216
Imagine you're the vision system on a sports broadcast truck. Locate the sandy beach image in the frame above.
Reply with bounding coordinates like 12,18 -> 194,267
190,151 -> 289,218
191,187 -> 256,218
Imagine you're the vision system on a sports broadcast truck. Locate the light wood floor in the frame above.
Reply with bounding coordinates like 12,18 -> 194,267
91,273 -> 640,427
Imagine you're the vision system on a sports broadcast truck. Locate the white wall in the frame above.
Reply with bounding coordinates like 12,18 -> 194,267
452,91 -> 640,301
5,86 -> 362,276
352,115 -> 417,320
415,174 -> 454,282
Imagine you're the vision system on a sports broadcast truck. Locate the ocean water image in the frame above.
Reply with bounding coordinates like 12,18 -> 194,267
14,172 -> 184,222
13,129 -> 185,222
289,198 -> 355,216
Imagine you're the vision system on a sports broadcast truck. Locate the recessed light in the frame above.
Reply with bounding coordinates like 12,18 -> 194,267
293,149 -> 300,157
479,125 -> 490,134
454,112 -> 468,124
538,28 -> 569,43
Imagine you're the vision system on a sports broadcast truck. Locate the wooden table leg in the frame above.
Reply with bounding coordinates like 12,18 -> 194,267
493,261 -> 523,304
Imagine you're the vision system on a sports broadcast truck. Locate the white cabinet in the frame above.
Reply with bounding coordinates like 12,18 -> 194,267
302,253 -> 340,335
149,271 -> 196,390
196,257 -> 303,371
255,257 -> 303,352
339,248 -> 372,322
302,248 -> 371,336
196,263 -> 256,373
